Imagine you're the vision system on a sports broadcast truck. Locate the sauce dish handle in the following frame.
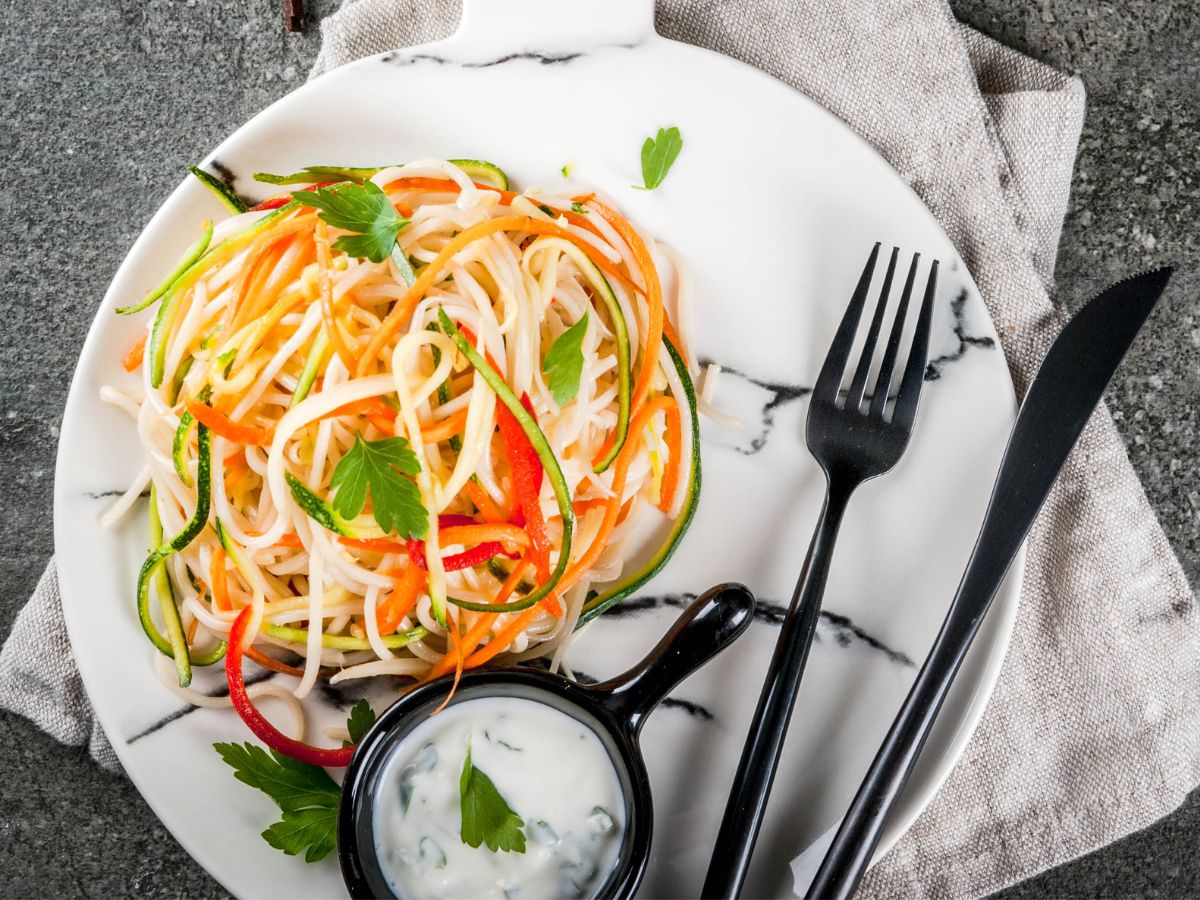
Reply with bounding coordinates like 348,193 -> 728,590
596,584 -> 756,735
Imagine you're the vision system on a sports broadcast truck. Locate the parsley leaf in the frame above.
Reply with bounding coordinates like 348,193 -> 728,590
263,807 -> 338,863
331,435 -> 426,538
214,700 -> 380,864
213,742 -> 340,812
213,742 -> 341,863
636,126 -> 683,191
460,743 -> 526,854
291,181 -> 409,263
346,699 -> 376,744
542,312 -> 588,407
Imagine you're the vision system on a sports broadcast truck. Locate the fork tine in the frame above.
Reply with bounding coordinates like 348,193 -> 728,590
847,247 -> 899,410
890,259 -> 939,427
812,243 -> 881,403
868,252 -> 920,418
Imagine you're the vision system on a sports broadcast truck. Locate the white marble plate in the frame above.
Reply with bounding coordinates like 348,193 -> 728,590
54,1 -> 1023,896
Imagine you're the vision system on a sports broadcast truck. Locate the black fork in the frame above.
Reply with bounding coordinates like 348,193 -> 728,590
702,244 -> 939,898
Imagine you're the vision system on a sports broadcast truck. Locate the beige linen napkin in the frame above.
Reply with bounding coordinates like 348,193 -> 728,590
3,1 -> 1196,897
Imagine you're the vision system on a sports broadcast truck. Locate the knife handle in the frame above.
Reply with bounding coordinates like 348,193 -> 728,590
802,553 -> 1010,900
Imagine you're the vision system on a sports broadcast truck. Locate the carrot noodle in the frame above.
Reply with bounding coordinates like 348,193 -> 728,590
122,333 -> 147,372
107,159 -> 698,725
210,547 -> 231,611
316,221 -> 357,371
588,198 -> 665,417
186,399 -> 272,446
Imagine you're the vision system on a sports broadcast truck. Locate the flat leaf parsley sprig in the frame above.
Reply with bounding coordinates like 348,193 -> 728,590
542,311 -> 588,407
291,181 -> 409,263
331,435 -> 427,538
214,700 -> 377,863
460,741 -> 527,854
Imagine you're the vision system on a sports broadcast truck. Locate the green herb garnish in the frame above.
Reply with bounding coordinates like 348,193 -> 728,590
460,743 -> 526,854
291,181 -> 410,263
542,312 -> 588,407
331,435 -> 426,538
213,706 -> 371,863
635,126 -> 683,191
346,698 -> 376,744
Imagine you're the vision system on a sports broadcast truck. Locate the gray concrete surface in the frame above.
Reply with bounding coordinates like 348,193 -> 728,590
0,0 -> 1196,896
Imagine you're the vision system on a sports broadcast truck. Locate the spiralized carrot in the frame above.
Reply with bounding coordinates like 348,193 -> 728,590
245,647 -> 309,678
463,479 -> 505,522
588,199 -> 665,417
383,177 -> 518,206
572,498 -> 611,517
228,239 -> 286,334
439,523 -> 529,551
315,221 -> 357,371
420,407 -> 470,444
340,536 -> 407,554
210,547 -> 231,611
432,617 -> 465,714
658,400 -> 683,513
231,278 -> 309,368
227,218 -> 315,334
323,397 -> 397,423
376,565 -> 425,635
122,334 -> 147,372
164,209 -> 314,336
185,399 -> 272,446
426,556 -> 535,681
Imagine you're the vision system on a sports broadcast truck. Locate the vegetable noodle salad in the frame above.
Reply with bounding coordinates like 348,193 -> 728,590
104,159 -> 701,765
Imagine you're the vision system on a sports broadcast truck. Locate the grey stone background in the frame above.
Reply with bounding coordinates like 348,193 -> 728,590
0,0 -> 1195,896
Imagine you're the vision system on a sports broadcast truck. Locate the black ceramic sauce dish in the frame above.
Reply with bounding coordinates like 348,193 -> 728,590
337,582 -> 755,899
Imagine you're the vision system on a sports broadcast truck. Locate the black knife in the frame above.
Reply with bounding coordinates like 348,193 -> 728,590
804,268 -> 1173,899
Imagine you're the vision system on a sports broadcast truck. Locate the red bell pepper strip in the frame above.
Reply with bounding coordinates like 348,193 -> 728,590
408,541 -> 505,571
225,607 -> 354,767
498,394 -> 551,581
247,196 -> 292,212
405,514 -> 505,572
249,181 -> 340,212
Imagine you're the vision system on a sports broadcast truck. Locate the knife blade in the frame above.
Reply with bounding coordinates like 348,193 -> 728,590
804,267 -> 1173,900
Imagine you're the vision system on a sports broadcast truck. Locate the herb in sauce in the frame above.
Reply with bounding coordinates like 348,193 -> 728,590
460,742 -> 527,854
372,697 -> 626,899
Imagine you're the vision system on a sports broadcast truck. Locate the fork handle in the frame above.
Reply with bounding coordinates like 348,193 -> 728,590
702,482 -> 853,899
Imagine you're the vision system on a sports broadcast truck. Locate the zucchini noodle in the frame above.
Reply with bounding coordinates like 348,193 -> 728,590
106,159 -> 704,727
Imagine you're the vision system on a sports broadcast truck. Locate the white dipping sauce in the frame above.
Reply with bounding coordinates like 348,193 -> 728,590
373,696 -> 626,899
